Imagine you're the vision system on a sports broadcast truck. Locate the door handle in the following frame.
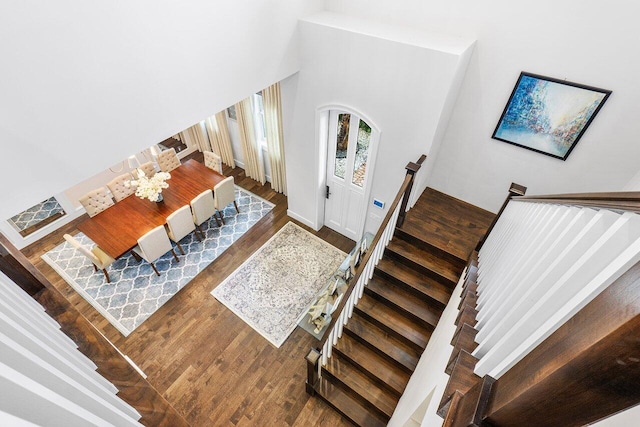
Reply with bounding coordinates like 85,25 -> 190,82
326,185 -> 331,199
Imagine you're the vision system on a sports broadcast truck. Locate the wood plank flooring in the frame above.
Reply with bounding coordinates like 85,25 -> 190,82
22,153 -> 354,426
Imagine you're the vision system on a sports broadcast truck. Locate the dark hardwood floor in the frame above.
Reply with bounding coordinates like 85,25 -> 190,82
22,152 -> 355,426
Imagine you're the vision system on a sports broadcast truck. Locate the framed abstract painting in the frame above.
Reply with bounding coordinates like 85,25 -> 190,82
492,72 -> 611,160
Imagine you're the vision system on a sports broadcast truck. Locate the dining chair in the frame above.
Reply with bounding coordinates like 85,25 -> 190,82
107,172 -> 135,202
190,189 -> 219,239
155,147 -> 181,172
79,187 -> 115,217
63,234 -> 116,283
213,176 -> 239,225
136,161 -> 157,178
204,151 -> 223,174
166,205 -> 199,255
131,225 -> 179,276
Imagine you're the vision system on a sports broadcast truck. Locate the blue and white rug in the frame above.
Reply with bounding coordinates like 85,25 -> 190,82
211,222 -> 346,348
42,188 -> 274,336
10,197 -> 65,232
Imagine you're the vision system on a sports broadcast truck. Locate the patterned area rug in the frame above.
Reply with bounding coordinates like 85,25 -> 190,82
41,188 -> 274,336
10,197 -> 65,232
211,222 -> 346,348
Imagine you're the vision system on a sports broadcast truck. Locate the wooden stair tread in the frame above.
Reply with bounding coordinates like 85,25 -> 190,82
324,357 -> 398,419
386,238 -> 461,285
399,216 -> 474,262
399,188 -> 495,262
344,313 -> 419,373
376,257 -> 452,307
366,277 -> 441,328
356,294 -> 432,351
334,334 -> 410,396
318,378 -> 387,427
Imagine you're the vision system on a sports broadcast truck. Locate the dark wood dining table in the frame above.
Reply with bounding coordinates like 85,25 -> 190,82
77,159 -> 225,259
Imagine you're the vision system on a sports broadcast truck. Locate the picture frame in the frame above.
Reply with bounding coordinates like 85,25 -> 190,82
492,72 -> 611,160
349,247 -> 361,276
344,264 -> 352,282
227,105 -> 237,121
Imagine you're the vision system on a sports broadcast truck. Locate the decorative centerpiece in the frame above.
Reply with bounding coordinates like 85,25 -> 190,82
126,171 -> 171,202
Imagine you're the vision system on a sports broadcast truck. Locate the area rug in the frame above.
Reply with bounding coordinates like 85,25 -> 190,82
41,188 -> 274,336
211,222 -> 346,348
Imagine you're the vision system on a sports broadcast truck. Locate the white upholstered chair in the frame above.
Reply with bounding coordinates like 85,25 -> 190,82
166,205 -> 199,255
107,173 -> 135,202
155,148 -> 181,172
79,187 -> 115,217
204,151 -> 223,174
190,189 -> 219,239
63,234 -> 116,283
136,161 -> 156,178
131,225 -> 179,276
213,176 -> 239,225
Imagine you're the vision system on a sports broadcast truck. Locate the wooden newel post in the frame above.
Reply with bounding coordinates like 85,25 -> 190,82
305,348 -> 321,395
397,161 -> 422,228
475,182 -> 526,252
0,233 -> 47,296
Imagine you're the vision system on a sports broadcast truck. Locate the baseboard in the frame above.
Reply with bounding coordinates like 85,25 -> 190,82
287,209 -> 317,230
233,159 -> 272,184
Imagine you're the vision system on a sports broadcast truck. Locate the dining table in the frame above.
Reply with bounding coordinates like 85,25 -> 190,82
77,159 -> 226,259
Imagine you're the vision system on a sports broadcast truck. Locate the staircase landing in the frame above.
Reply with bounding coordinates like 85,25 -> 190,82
400,188 -> 495,262
312,188 -> 495,425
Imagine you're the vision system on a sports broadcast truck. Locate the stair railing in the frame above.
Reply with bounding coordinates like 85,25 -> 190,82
0,233 -> 190,426
306,155 -> 426,395
440,188 -> 640,427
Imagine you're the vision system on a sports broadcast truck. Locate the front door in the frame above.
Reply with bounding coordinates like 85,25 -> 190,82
324,110 -> 377,240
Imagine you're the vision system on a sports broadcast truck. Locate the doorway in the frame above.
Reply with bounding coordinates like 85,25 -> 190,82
324,109 -> 379,240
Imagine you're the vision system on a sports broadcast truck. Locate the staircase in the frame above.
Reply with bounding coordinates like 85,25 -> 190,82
312,188 -> 494,426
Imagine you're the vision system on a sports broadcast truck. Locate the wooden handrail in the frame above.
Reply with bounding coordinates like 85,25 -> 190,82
446,258 -> 640,426
397,154 -> 426,227
515,190 -> 640,212
445,188 -> 640,426
317,172 -> 414,350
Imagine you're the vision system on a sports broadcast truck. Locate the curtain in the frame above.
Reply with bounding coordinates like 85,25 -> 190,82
236,98 -> 265,184
179,122 -> 211,153
205,111 -> 236,168
262,82 -> 287,195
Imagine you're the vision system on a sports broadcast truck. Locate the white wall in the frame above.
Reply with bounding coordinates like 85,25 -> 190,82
286,12 -> 475,233
0,0 -> 324,221
326,0 -> 640,212
591,404 -> 640,426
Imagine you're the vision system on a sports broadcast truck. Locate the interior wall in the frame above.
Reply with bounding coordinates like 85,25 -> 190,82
326,0 -> 640,212
286,12 -> 474,234
0,0 -> 324,220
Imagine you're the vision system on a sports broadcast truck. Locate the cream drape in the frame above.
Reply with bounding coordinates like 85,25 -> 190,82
179,122 -> 211,153
205,111 -> 236,168
236,98 -> 265,184
262,82 -> 287,195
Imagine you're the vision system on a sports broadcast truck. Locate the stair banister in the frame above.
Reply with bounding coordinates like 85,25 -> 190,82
442,189 -> 640,427
306,155 -> 426,393
0,233 -> 189,426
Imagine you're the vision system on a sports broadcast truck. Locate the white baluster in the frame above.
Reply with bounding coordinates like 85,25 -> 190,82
475,209 -> 623,374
